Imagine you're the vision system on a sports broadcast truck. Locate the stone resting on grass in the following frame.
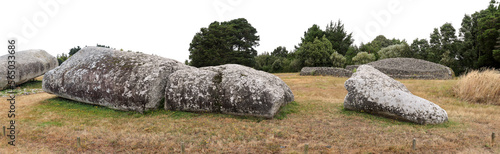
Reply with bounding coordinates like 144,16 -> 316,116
165,64 -> 295,118
43,47 -> 192,113
43,46 -> 294,118
343,65 -> 448,124
0,49 -> 58,90
345,58 -> 454,80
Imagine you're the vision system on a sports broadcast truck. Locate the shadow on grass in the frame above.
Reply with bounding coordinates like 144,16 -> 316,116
338,105 -> 459,129
38,97 -> 300,122
0,79 -> 43,93
17,79 -> 43,89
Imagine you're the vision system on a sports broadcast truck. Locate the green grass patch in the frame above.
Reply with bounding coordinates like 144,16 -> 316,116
0,79 -> 43,95
37,97 -> 299,121
274,101 -> 299,120
38,97 -> 142,118
19,79 -> 43,89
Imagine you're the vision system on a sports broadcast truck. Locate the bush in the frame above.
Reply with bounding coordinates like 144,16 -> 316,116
57,53 -> 69,65
271,59 -> 282,72
352,52 -> 376,65
330,51 -> 346,68
289,59 -> 302,72
377,44 -> 411,59
454,69 -> 500,105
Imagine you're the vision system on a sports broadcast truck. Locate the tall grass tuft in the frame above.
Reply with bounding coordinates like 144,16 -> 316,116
454,68 -> 500,105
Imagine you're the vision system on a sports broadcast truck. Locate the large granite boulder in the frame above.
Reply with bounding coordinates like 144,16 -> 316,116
0,49 -> 58,90
343,65 -> 448,124
43,47 -> 192,112
300,67 -> 352,77
165,64 -> 294,118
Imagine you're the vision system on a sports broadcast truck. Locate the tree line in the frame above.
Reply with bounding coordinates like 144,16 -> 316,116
188,0 -> 499,75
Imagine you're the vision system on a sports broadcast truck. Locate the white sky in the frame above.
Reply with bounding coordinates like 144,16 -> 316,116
0,0 -> 492,63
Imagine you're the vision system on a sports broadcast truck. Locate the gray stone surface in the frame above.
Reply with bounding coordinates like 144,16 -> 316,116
0,49 -> 58,90
343,65 -> 448,124
43,47 -> 192,112
347,58 -> 453,79
300,67 -> 352,77
166,64 -> 294,118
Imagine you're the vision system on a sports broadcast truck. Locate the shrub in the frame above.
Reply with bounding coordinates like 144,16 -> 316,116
454,69 -> 500,105
289,59 -> 302,72
352,52 -> 376,65
56,53 -> 69,65
377,44 -> 411,59
271,59 -> 282,72
330,51 -> 346,68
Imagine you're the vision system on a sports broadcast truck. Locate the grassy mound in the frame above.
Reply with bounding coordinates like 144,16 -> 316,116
454,69 -> 500,105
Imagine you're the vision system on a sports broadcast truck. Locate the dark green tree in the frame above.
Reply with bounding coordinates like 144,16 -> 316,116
296,24 -> 324,49
296,20 -> 354,56
56,53 -> 69,65
324,20 -> 354,55
411,38 -> 430,60
189,18 -> 260,67
271,46 -> 288,58
254,52 -> 276,72
476,0 -> 500,68
458,14 -> 479,70
271,59 -> 282,72
359,35 -> 400,59
428,28 -> 443,63
373,35 -> 394,48
69,46 -> 81,56
345,45 -> 359,65
440,23 -> 458,48
296,36 -> 335,67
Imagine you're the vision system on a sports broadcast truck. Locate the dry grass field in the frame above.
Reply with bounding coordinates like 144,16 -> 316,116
0,74 -> 498,153
454,69 -> 500,105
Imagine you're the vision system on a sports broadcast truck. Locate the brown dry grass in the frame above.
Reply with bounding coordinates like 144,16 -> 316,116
0,73 -> 498,153
454,69 -> 500,105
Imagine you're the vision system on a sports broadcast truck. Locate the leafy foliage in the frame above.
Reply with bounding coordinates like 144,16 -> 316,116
352,52 -> 376,65
56,53 -> 69,65
189,18 -> 260,67
297,20 -> 353,55
330,51 -> 346,67
378,43 -> 412,59
324,20 -> 354,55
345,46 -> 359,65
271,46 -> 289,58
69,46 -> 81,56
296,36 -> 335,67
360,35 -> 404,59
410,38 -> 430,60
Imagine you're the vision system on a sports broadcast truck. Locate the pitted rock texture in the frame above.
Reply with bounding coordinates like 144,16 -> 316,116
166,64 -> 294,118
300,67 -> 352,77
43,47 -> 192,112
343,65 -> 448,124
0,49 -> 58,90
346,58 -> 453,79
